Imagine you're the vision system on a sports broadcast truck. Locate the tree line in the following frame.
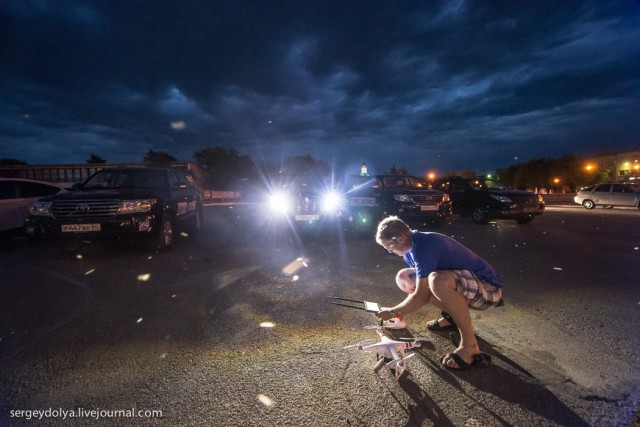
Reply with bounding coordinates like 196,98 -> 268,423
495,154 -> 607,193
1,149 -> 603,192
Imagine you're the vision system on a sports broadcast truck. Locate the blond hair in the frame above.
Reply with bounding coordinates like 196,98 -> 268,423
375,216 -> 411,245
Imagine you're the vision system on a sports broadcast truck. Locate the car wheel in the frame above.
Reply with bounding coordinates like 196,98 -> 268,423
472,207 -> 490,224
516,216 -> 535,224
603,205 -> 614,209
582,200 -> 595,209
148,216 -> 174,253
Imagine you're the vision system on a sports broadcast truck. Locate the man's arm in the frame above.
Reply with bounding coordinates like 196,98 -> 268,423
377,277 -> 431,320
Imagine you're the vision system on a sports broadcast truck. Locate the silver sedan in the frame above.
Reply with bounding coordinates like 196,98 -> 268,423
574,183 -> 640,209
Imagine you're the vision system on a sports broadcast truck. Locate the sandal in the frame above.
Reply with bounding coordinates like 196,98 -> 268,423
426,311 -> 457,331
441,352 -> 492,370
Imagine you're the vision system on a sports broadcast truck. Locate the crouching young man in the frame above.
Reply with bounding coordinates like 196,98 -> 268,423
374,216 -> 504,370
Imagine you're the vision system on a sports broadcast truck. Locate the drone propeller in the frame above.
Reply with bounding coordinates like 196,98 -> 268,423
344,339 -> 376,349
386,353 -> 415,368
398,336 -> 433,343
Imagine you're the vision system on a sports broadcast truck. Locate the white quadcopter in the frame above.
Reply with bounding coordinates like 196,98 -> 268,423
345,327 -> 432,379
330,296 -> 432,379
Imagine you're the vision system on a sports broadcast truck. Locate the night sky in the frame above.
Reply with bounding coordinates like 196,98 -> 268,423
1,0 -> 639,176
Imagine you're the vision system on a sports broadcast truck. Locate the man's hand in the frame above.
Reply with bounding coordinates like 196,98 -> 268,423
376,307 -> 395,321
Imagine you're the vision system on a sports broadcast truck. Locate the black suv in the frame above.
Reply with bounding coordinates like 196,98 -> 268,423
432,176 -> 544,224
25,167 -> 203,252
344,174 -> 452,229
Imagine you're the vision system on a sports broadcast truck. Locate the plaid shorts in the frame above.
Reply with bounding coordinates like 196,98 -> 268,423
452,270 -> 503,309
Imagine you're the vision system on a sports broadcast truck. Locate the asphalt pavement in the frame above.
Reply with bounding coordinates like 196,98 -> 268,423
0,205 -> 639,426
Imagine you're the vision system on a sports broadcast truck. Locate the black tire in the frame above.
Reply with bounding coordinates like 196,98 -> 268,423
472,207 -> 490,224
582,200 -> 595,209
148,216 -> 174,253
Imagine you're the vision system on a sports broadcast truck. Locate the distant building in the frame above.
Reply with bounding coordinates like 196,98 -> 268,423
583,149 -> 640,183
0,162 -> 208,188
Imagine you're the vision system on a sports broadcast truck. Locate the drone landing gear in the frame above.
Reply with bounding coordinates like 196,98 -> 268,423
373,358 -> 386,373
374,355 -> 408,380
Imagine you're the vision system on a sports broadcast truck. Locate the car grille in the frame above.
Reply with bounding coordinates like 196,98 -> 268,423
412,194 -> 441,205
51,199 -> 120,219
295,196 -> 318,214
511,194 -> 539,207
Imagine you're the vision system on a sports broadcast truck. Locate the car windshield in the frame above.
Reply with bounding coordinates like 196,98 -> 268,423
82,169 -> 166,189
346,176 -> 376,190
464,178 -> 509,190
382,176 -> 423,189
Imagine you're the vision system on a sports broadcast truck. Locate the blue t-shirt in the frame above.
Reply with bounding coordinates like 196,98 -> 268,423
403,231 -> 504,288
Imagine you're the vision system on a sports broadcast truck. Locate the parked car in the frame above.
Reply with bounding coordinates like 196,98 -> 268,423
0,178 -> 68,236
432,176 -> 544,224
344,174 -> 452,230
574,183 -> 640,209
25,167 -> 203,252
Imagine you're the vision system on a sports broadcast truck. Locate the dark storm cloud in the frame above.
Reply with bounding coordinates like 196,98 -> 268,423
1,0 -> 639,175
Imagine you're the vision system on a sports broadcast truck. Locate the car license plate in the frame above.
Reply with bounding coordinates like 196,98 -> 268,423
350,197 -> 376,207
62,224 -> 101,232
420,205 -> 437,211
295,215 -> 320,221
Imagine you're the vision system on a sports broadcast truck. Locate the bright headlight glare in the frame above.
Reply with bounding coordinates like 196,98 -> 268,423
321,191 -> 342,212
29,201 -> 52,217
442,193 -> 450,202
119,199 -> 156,214
393,194 -> 413,203
269,192 -> 291,214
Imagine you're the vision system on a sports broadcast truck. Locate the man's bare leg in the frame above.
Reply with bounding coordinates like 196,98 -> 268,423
428,271 -> 480,367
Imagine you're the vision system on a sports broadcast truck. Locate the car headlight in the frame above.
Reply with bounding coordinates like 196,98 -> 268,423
442,193 -> 450,202
269,192 -> 291,214
119,199 -> 156,214
489,194 -> 514,203
29,201 -> 52,217
321,191 -> 342,212
393,194 -> 413,203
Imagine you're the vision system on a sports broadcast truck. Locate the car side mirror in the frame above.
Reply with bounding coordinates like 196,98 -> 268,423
70,182 -> 82,190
